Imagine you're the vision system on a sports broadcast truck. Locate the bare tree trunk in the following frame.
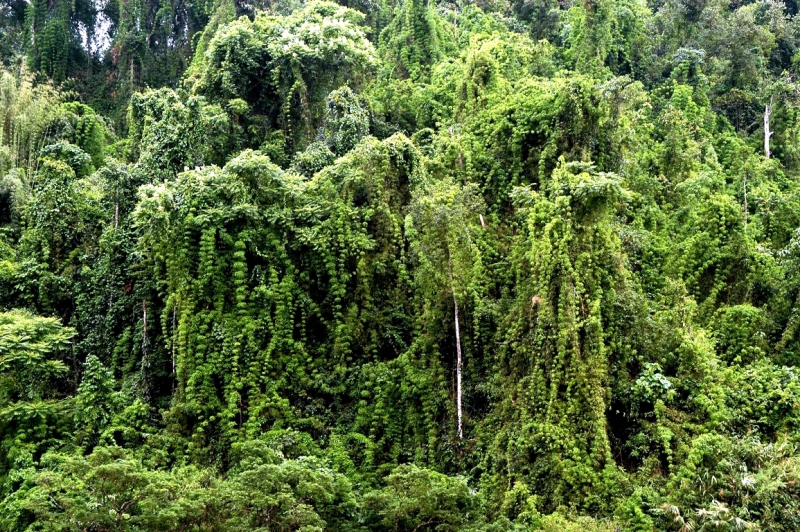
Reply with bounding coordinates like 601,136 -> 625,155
448,251 -> 464,439
142,299 -> 148,350
453,291 -> 463,439
765,95 -> 773,159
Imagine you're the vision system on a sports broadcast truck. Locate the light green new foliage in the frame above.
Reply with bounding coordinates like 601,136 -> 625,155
0,310 -> 73,404
0,310 -> 73,497
0,72 -> 63,174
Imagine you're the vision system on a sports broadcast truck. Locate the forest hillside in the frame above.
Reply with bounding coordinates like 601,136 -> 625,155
2,0 -> 800,530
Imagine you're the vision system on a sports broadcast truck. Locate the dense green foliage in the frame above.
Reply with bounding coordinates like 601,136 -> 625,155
3,0 -> 800,530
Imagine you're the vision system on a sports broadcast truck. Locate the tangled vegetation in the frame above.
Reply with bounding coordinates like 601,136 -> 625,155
2,0 -> 800,530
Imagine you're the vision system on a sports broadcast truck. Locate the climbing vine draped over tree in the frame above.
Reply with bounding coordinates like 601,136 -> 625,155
3,1 -> 800,531
481,161 -> 631,512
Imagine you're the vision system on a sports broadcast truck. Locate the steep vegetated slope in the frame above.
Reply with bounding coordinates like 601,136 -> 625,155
2,0 -> 800,530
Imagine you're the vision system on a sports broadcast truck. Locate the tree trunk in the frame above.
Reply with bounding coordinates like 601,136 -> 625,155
453,291 -> 463,439
765,95 -> 773,159
142,299 -> 147,347
448,251 -> 464,439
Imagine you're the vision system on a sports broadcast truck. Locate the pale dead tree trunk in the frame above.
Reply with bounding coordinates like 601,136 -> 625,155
142,299 -> 148,351
765,95 -> 774,159
448,254 -> 463,439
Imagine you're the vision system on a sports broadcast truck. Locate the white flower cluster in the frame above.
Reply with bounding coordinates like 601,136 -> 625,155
264,7 -> 377,67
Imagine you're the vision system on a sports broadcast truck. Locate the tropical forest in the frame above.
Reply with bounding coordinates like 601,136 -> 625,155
3,0 -> 800,529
